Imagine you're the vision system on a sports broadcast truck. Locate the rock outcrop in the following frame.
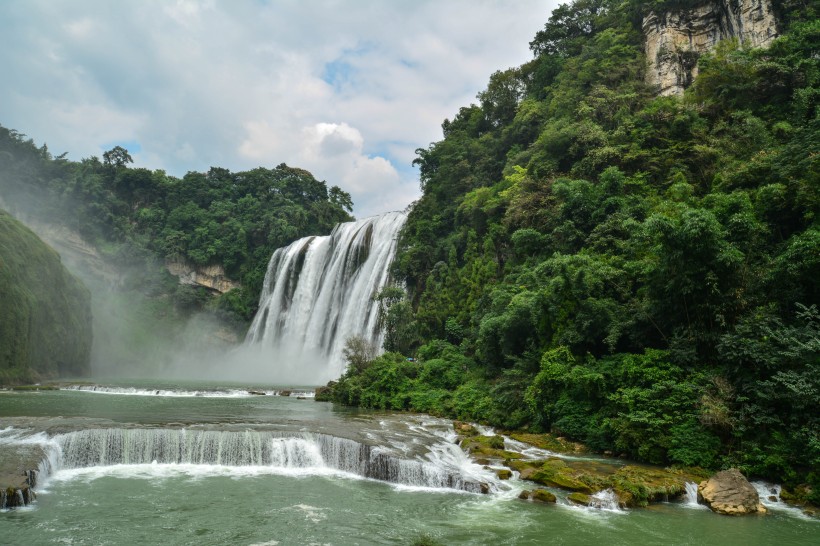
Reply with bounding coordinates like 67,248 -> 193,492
644,0 -> 778,95
166,260 -> 240,294
698,468 -> 767,515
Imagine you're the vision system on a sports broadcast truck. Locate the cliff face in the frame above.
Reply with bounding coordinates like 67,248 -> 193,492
0,210 -> 92,383
644,0 -> 778,96
166,260 -> 240,294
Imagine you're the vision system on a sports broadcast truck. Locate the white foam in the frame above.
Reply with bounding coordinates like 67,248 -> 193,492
60,385 -> 254,398
46,462 -> 360,483
752,481 -> 817,520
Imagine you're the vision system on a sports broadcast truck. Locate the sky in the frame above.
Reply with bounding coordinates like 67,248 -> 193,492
0,0 -> 559,218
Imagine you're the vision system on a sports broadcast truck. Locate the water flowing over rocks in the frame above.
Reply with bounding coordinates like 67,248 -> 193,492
5,426 -> 490,495
643,0 -> 778,95
245,212 -> 406,379
698,468 -> 767,515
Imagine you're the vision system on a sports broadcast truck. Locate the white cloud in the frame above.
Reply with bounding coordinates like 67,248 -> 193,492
0,0 -> 560,217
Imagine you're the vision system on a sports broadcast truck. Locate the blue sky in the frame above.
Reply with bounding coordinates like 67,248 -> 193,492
0,0 -> 558,217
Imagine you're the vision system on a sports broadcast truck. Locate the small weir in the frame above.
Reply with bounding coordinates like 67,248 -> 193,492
6,427 -> 491,497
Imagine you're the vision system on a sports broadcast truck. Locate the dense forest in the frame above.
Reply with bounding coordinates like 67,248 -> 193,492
326,0 -> 820,502
0,127 -> 353,324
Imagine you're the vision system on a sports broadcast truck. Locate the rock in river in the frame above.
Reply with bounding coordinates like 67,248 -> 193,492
698,469 -> 767,516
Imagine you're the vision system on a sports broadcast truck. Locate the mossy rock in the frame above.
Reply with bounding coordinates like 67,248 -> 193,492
532,489 -> 557,503
529,459 -> 595,494
507,432 -> 587,454
496,469 -> 512,480
567,492 -> 591,506
453,421 -> 479,436
609,465 -> 702,507
518,489 -> 531,500
461,436 -> 522,460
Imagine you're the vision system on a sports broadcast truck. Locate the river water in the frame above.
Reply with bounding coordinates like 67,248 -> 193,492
0,382 -> 816,545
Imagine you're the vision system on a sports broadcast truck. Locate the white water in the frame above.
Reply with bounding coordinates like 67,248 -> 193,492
4,426 -> 494,494
588,489 -> 623,511
684,481 -> 706,508
245,211 -> 407,382
58,385 -> 316,398
752,481 -> 814,520
60,385 -> 255,397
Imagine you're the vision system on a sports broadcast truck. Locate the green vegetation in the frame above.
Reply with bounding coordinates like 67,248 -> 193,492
325,0 -> 820,502
0,210 -> 92,384
0,130 -> 353,322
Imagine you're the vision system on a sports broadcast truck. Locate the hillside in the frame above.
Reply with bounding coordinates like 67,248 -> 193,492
327,0 -> 819,502
0,209 -> 92,383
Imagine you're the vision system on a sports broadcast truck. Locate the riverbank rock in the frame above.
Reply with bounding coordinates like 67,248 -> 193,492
507,458 -> 598,494
698,469 -> 767,515
506,432 -> 587,454
506,456 -> 706,508
611,465 -> 707,508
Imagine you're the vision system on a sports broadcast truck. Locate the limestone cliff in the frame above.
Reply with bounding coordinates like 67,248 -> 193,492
0,209 -> 92,383
644,0 -> 778,96
166,260 -> 240,294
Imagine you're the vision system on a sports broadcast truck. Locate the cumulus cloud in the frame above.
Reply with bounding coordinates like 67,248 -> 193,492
0,0 -> 559,217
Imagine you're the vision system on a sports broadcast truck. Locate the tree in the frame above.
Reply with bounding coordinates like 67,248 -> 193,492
343,335 -> 378,373
102,146 -> 133,168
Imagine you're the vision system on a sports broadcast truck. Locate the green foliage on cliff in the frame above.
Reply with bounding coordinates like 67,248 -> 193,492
0,128 -> 353,321
0,210 -> 92,384
330,0 -> 820,497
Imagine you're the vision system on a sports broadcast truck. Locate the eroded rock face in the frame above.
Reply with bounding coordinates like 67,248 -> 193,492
166,260 -> 240,294
644,0 -> 778,95
698,468 -> 767,515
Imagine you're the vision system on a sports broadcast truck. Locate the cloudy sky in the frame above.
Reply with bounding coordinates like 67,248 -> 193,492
0,0 -> 558,217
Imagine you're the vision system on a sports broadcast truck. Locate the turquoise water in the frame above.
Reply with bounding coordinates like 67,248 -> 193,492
0,383 -> 816,545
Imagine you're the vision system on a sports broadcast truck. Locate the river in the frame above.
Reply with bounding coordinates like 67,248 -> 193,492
0,382 -> 815,545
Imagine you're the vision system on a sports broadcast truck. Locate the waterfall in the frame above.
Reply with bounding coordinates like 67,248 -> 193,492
50,428 -> 487,493
684,481 -> 700,506
245,211 -> 407,381
588,489 -> 622,511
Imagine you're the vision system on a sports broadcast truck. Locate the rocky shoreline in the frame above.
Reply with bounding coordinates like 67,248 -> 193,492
452,421 -> 818,517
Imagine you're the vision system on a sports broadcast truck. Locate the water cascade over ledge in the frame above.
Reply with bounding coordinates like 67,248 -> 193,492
245,211 -> 407,381
23,427 -> 490,494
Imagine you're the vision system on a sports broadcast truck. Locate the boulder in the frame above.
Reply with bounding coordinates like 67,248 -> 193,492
567,492 -> 591,506
698,469 -> 767,516
496,469 -> 512,480
532,489 -> 557,503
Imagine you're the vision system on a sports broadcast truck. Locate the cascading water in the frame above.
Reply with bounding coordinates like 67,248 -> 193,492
245,211 -> 407,381
684,481 -> 702,507
48,428 -> 488,493
588,489 -> 622,511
